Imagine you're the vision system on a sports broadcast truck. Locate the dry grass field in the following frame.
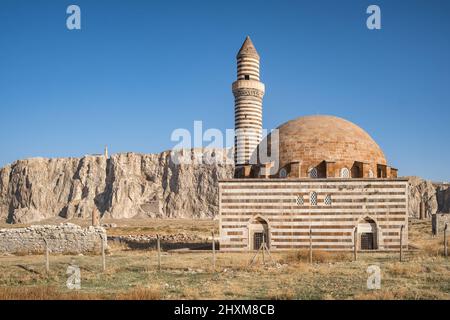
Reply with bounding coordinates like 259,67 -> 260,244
0,218 -> 449,300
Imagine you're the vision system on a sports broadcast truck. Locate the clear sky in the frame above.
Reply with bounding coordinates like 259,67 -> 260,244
0,0 -> 449,181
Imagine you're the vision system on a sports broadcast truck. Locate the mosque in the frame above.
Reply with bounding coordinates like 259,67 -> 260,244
218,37 -> 409,251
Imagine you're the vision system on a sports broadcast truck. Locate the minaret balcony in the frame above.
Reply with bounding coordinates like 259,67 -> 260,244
232,80 -> 265,93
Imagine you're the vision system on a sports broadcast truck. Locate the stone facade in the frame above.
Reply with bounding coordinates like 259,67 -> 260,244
0,223 -> 106,255
219,179 -> 409,251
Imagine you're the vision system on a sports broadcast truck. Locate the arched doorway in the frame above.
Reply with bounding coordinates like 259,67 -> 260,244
248,216 -> 270,250
358,217 -> 378,250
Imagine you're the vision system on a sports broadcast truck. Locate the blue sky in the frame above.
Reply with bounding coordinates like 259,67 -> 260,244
0,0 -> 449,181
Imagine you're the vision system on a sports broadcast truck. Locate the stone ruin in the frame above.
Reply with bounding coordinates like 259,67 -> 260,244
0,223 -> 106,255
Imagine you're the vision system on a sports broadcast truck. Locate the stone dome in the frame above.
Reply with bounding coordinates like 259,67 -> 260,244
261,115 -> 389,178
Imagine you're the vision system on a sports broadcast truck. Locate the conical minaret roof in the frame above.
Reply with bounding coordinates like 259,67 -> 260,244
237,36 -> 260,59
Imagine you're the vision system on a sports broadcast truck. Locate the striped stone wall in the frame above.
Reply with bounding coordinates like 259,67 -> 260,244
219,179 -> 409,251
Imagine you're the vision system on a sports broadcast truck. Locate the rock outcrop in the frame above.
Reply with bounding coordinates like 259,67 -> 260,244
0,151 -> 233,224
407,176 -> 438,218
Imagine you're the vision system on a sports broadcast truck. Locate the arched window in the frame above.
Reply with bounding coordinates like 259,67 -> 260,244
310,192 -> 318,206
249,216 -> 269,250
308,167 -> 318,179
324,194 -> 332,206
340,167 -> 350,178
279,168 -> 287,178
358,217 -> 378,250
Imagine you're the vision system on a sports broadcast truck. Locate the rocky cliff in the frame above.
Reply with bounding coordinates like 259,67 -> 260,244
0,153 -> 448,224
407,176 -> 438,219
0,151 -> 233,224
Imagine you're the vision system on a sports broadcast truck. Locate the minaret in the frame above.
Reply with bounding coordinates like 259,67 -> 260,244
232,36 -> 265,168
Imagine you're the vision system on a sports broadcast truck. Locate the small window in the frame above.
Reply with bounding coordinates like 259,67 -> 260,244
324,194 -> 332,206
279,168 -> 287,178
368,169 -> 374,178
308,167 -> 318,179
310,192 -> 318,206
244,75 -> 250,80
340,167 -> 350,178
296,195 -> 304,206
352,166 -> 361,178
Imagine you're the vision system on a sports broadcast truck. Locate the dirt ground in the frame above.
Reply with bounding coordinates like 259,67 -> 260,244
0,218 -> 449,300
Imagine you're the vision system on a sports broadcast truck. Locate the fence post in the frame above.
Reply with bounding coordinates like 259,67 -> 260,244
420,200 -> 425,220
101,234 -> 106,272
399,225 -> 404,262
44,238 -> 49,274
309,228 -> 313,264
212,231 -> 216,271
353,227 -> 358,262
432,214 -> 438,237
157,235 -> 161,271
262,233 -> 266,265
444,223 -> 448,257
